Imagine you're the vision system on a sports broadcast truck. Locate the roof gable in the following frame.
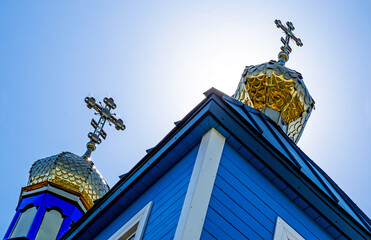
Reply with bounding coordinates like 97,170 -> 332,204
63,88 -> 370,239
220,93 -> 370,231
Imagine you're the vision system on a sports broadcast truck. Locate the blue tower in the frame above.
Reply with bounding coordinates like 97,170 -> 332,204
4,97 -> 125,240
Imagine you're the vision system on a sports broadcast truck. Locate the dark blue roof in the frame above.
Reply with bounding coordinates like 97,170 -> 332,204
220,92 -> 371,231
63,88 -> 370,240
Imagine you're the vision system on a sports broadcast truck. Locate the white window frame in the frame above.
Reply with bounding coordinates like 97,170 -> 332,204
273,216 -> 305,240
109,201 -> 153,240
35,208 -> 64,240
11,205 -> 38,238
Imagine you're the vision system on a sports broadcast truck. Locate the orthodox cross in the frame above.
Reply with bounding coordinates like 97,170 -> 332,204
83,96 -> 125,158
274,19 -> 303,64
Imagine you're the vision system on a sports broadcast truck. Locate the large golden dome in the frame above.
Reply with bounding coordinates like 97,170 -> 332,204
28,152 -> 109,209
233,60 -> 314,143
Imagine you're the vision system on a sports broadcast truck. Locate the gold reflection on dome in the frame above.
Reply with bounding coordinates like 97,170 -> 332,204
245,72 -> 304,124
234,61 -> 314,143
28,152 -> 109,209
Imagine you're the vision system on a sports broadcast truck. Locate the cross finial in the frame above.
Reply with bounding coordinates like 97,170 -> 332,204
274,19 -> 303,64
82,96 -> 126,159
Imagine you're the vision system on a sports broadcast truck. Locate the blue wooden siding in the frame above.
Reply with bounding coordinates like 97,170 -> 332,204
201,143 -> 334,240
93,144 -> 199,240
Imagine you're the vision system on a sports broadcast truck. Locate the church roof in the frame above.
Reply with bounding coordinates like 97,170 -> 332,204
221,92 -> 370,230
28,152 -> 110,209
63,88 -> 370,240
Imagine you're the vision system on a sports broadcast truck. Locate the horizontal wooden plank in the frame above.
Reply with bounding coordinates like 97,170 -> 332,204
218,144 -> 333,240
94,146 -> 198,239
208,196 -> 266,239
144,192 -> 186,236
205,207 -> 247,239
200,229 -> 217,240
144,209 -> 181,239
212,182 -> 274,235
202,217 -> 232,240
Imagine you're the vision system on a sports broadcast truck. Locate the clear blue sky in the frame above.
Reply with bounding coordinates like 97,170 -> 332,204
1,0 -> 370,235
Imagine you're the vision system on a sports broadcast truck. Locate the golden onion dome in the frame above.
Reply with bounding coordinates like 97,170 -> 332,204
233,60 -> 314,143
28,152 -> 109,209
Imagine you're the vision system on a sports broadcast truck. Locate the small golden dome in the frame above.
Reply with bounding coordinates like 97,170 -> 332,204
233,60 -> 314,143
28,152 -> 109,208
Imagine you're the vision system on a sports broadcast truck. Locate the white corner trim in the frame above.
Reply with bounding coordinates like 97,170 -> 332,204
108,201 -> 153,240
174,128 -> 226,240
273,216 -> 305,240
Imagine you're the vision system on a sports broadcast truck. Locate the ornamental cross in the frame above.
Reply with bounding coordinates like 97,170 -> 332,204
83,96 -> 125,158
274,19 -> 303,63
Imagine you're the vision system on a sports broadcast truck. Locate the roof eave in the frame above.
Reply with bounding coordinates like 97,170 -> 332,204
63,88 -> 370,239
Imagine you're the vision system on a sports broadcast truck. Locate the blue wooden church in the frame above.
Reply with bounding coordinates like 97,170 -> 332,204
4,20 -> 371,240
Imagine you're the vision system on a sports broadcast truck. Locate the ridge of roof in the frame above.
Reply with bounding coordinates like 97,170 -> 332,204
221,93 -> 371,231
62,89 -> 219,238
203,87 -> 225,98
63,87 -> 370,239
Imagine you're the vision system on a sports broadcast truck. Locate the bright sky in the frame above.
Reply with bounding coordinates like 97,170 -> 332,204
1,0 -> 370,235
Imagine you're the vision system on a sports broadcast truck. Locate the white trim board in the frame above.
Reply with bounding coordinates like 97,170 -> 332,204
273,216 -> 305,240
174,128 -> 226,240
108,201 -> 153,240
22,184 -> 88,212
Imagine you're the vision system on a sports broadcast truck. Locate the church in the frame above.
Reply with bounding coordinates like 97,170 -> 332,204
4,20 -> 371,240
